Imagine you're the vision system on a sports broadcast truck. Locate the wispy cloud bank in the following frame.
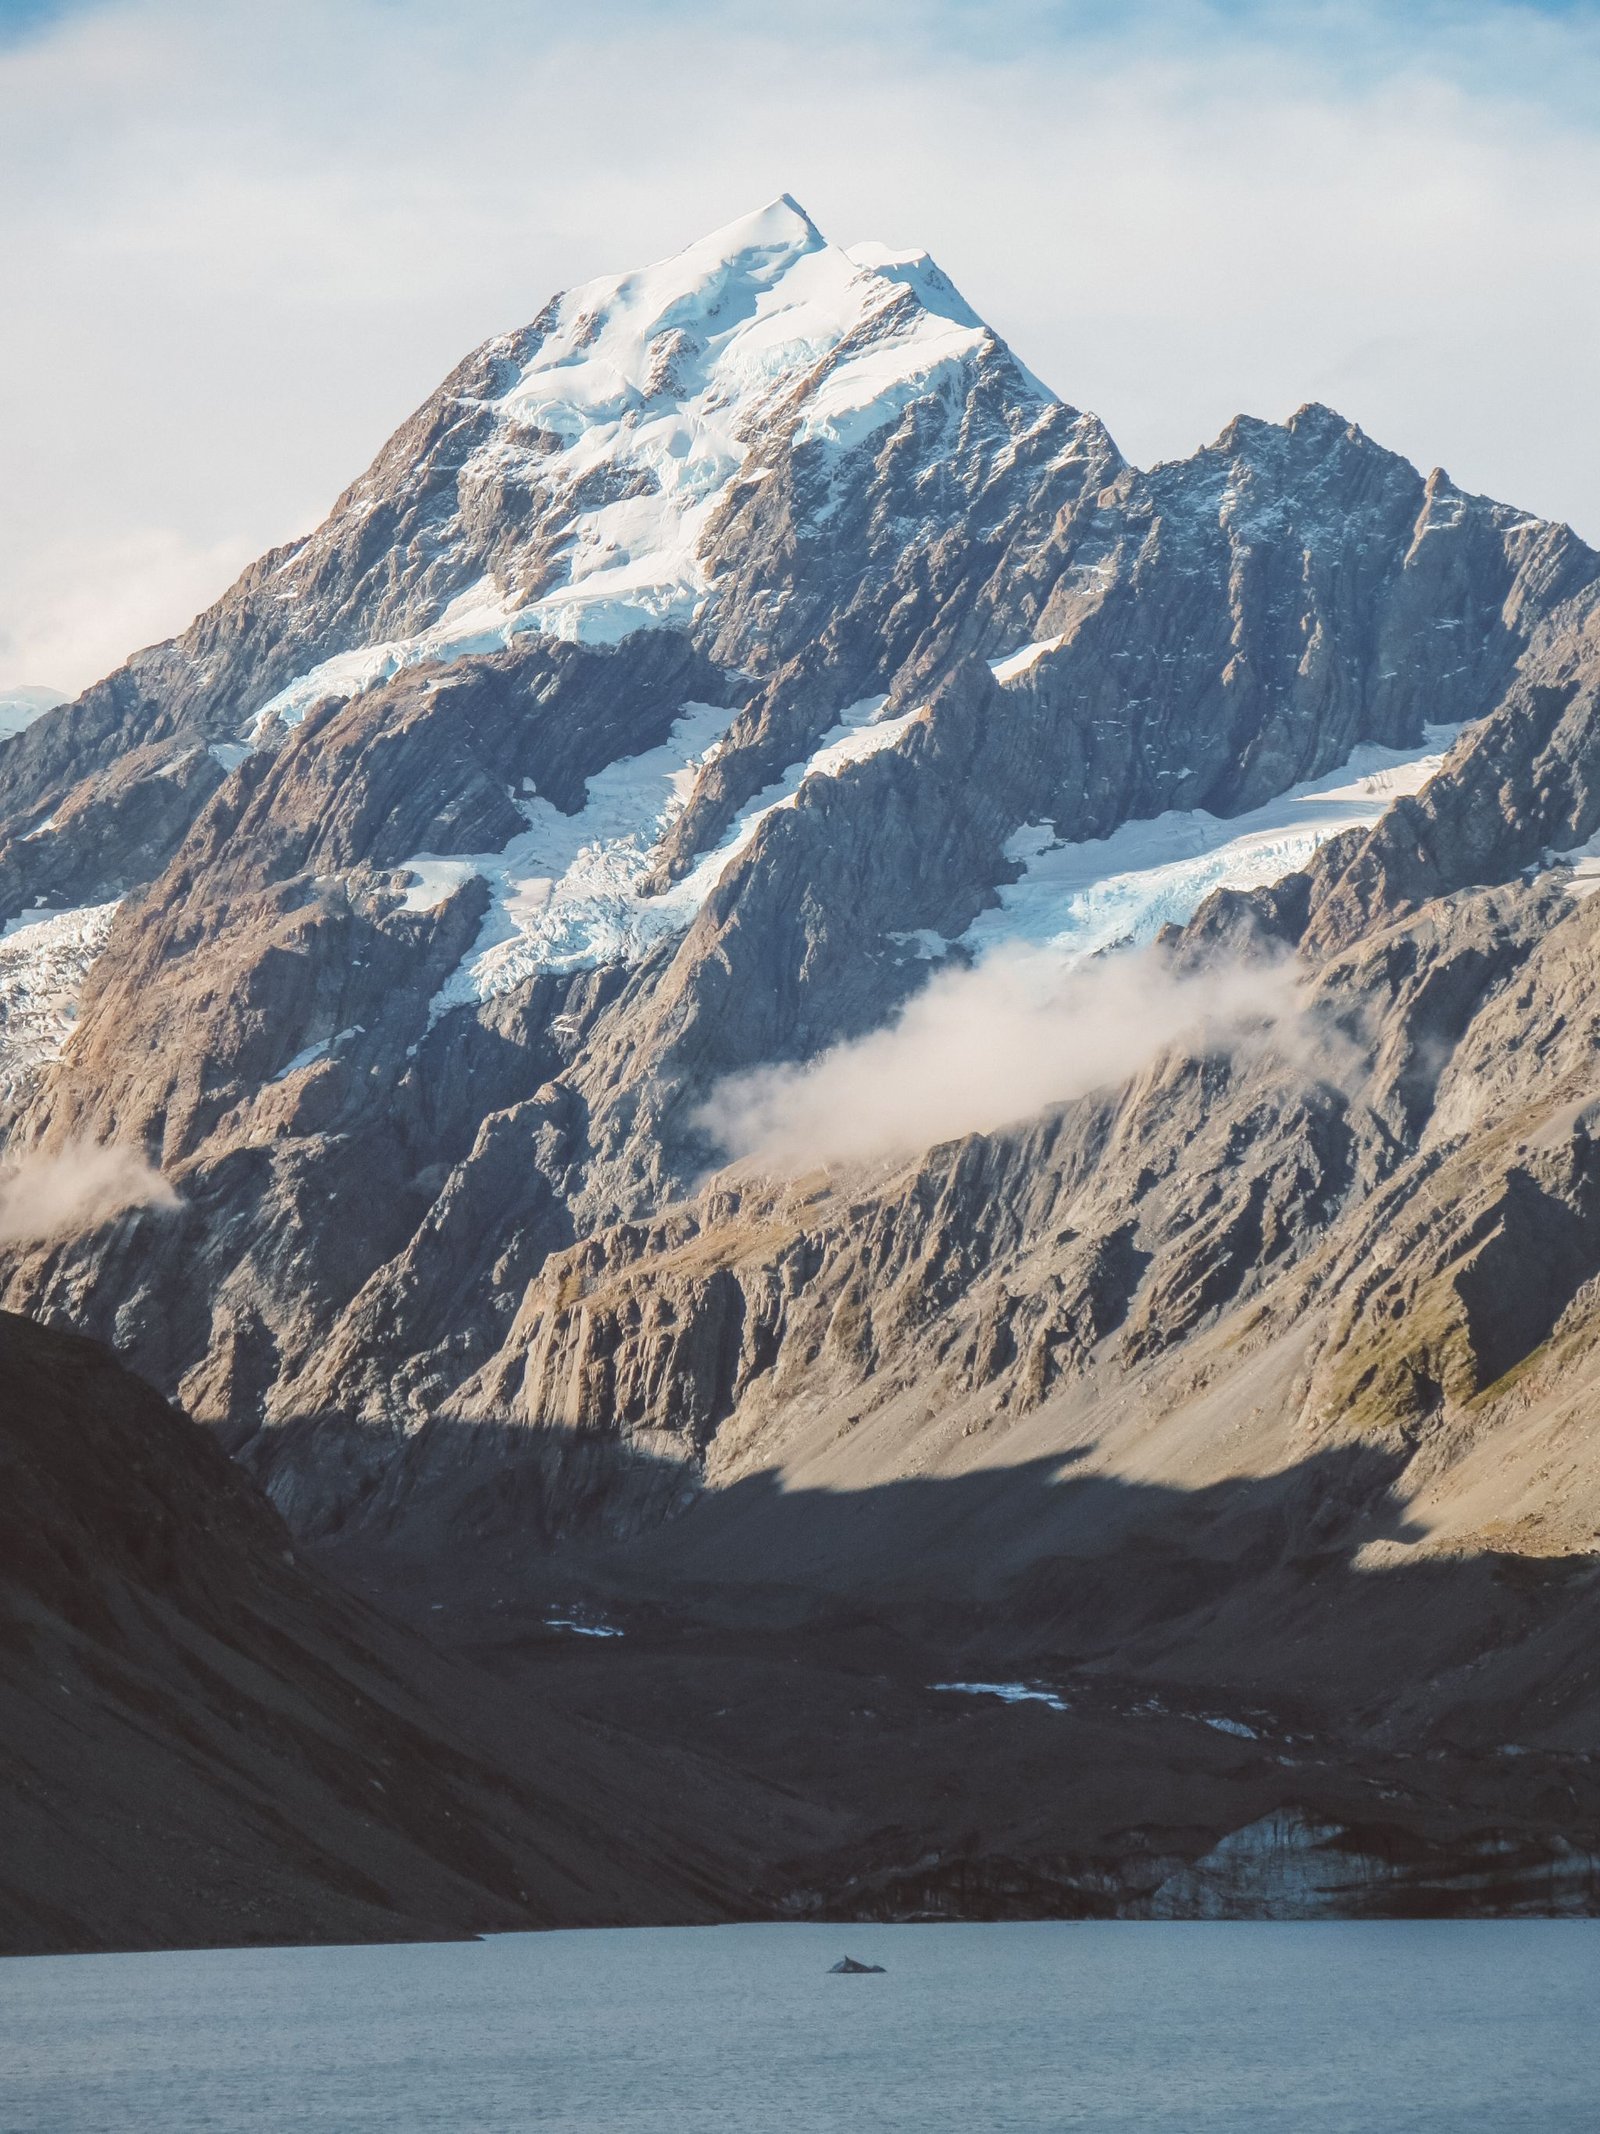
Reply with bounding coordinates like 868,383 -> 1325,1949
698,944 -> 1327,1170
0,1141 -> 179,1246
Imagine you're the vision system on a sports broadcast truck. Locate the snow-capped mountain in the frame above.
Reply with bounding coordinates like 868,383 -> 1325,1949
253,194 -> 1027,718
6,200 -> 1600,1913
1,193 -> 1595,1402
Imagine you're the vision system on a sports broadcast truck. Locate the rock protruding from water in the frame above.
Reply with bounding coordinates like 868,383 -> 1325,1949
829,1956 -> 886,1974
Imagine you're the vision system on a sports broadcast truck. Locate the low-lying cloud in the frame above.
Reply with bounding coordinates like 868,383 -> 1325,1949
0,1140 -> 180,1246
699,944 -> 1323,1171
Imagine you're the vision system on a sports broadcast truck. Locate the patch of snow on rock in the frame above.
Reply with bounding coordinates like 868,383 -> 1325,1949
988,636 -> 1065,684
963,726 -> 1460,963
931,1680 -> 1070,1712
1550,827 -> 1600,899
272,1026 -> 361,1082
399,859 -> 481,914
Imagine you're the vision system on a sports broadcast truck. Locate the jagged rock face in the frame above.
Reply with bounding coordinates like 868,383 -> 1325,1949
5,190 -> 1600,1628
1306,596 -> 1600,952
379,871 -> 1593,1495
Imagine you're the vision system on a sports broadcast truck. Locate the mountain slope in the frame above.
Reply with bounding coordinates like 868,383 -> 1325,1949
4,205 -> 1594,1445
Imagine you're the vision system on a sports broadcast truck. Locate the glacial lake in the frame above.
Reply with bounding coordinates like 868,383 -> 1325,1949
2,1920 -> 1597,2132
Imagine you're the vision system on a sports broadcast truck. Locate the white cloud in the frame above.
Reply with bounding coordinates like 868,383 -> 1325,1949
0,525 -> 258,693
0,1138 -> 178,1246
697,944 -> 1320,1170
2,0 -> 1598,694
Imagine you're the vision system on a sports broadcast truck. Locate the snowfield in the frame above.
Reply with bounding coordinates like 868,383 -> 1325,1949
959,726 -> 1461,965
251,196 -> 1010,737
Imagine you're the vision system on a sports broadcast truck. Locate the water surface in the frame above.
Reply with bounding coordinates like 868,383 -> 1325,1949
3,1920 -> 1595,2132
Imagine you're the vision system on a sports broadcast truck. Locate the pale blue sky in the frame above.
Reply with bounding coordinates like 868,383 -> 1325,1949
4,0 -> 1600,690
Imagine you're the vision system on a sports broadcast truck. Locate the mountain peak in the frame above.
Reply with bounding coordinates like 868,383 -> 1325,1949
725,191 -> 822,243
845,239 -> 983,330
633,194 -> 827,298
1287,400 -> 1359,441
253,200 -> 1048,721
490,205 -> 1015,641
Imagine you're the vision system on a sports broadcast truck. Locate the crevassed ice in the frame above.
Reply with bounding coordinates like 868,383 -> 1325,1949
957,727 -> 1461,964
251,198 -> 1014,736
415,707 -> 1448,1011
420,694 -> 917,1011
0,900 -> 119,1088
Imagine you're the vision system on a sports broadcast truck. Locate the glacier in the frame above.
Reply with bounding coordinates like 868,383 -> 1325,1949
0,901 -> 120,1093
422,694 -> 916,1010
959,726 -> 1463,965
411,705 -> 1460,1010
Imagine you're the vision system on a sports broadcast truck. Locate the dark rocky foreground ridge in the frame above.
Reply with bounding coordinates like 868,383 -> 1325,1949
4,197 -> 1600,1937
0,1308 -> 825,1953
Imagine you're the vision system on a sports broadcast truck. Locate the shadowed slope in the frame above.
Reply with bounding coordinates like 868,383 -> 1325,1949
292,1421 -> 1600,1920
0,1311 -> 832,1955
